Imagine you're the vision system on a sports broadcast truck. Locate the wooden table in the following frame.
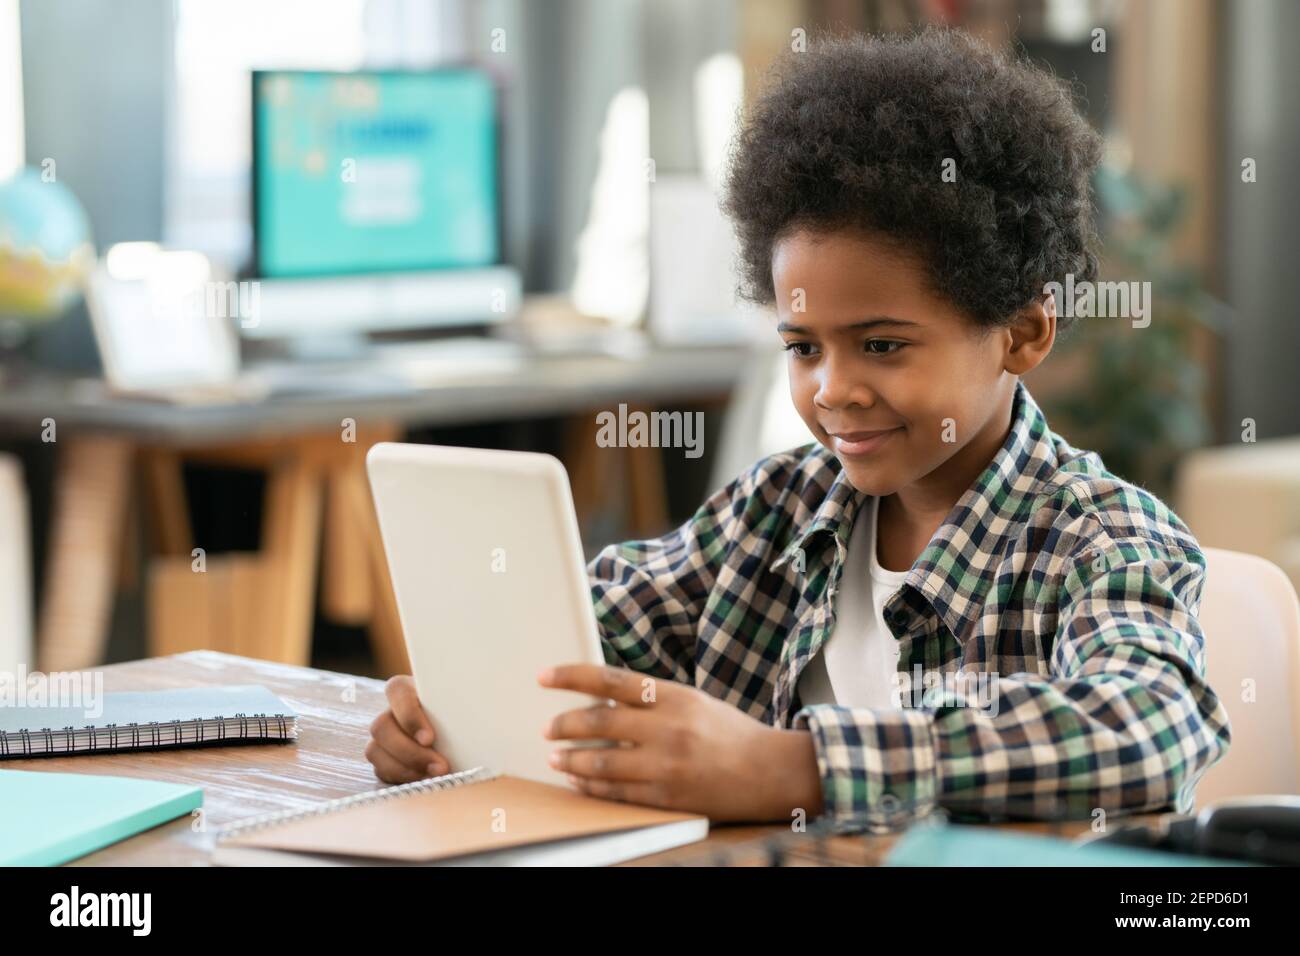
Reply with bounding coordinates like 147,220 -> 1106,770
0,341 -> 752,675
3,651 -> 1161,866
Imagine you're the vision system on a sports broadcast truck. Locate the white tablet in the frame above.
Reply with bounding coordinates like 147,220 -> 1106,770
366,443 -> 608,785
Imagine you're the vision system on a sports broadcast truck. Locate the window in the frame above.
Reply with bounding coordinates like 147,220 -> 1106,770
166,0 -> 467,270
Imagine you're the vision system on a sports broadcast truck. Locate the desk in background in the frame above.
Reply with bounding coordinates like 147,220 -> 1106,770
0,343 -> 754,675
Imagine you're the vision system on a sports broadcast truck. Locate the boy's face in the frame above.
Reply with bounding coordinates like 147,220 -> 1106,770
773,227 -> 1030,499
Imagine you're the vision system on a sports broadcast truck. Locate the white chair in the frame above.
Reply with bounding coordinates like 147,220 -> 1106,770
0,453 -> 33,674
1176,437 -> 1300,598
1193,547 -> 1300,806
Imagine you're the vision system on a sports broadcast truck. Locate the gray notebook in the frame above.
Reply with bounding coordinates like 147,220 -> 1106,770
0,685 -> 298,758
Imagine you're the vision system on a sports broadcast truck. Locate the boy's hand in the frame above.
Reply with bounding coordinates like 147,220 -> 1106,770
365,675 -> 452,783
539,664 -> 824,822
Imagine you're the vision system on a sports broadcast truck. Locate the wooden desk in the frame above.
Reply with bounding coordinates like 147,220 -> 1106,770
3,651 -> 1149,866
0,342 -> 753,674
0,342 -> 751,443
2,651 -> 777,866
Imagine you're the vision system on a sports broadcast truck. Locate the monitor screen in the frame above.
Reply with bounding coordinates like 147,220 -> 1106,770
252,69 -> 499,277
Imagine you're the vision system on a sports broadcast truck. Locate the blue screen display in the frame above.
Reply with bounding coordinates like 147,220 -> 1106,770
253,70 -> 498,277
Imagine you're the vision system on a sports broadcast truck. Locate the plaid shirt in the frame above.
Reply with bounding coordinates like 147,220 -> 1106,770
588,378 -> 1231,830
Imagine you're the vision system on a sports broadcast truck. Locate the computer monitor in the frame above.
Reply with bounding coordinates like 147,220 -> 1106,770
251,68 -> 500,278
246,68 -> 519,348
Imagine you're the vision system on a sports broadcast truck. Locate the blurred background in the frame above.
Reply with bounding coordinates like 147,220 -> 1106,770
0,0 -> 1297,682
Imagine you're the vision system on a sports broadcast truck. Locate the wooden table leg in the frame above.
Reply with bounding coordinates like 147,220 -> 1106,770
38,435 -> 134,672
361,481 -> 410,678
320,464 -> 374,626
347,426 -> 409,677
143,429 -> 404,671
260,452 -> 325,665
144,441 -> 325,666
141,449 -> 193,557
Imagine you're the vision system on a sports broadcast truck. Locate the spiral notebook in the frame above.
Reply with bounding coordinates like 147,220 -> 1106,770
213,767 -> 709,866
0,685 -> 297,758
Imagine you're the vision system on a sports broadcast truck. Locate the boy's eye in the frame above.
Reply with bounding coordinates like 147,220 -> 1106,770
865,339 -> 905,356
782,341 -> 818,358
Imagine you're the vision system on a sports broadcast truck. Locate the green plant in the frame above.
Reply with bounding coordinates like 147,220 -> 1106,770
1041,163 -> 1226,499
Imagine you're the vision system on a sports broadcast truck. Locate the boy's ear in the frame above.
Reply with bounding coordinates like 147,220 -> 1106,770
1003,292 -> 1056,375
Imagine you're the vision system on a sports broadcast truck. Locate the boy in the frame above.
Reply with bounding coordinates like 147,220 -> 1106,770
366,29 -> 1230,830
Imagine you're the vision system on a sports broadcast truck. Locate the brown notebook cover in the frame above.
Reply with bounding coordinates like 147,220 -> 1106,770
217,768 -> 706,863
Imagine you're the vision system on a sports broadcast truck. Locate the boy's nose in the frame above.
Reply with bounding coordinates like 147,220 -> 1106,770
814,358 -> 875,411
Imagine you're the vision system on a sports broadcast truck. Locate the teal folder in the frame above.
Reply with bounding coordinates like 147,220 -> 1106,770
0,769 -> 203,866
885,823 -> 1251,867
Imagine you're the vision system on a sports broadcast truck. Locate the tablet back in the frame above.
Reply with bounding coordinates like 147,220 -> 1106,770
366,443 -> 606,784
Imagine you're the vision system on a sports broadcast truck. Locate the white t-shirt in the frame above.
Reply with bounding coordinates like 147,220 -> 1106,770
797,495 -> 911,710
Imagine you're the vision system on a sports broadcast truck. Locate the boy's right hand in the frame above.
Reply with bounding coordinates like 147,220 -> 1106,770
365,675 -> 451,784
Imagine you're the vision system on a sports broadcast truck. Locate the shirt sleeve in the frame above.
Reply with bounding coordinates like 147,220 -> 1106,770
792,524 -> 1233,831
586,472 -> 745,683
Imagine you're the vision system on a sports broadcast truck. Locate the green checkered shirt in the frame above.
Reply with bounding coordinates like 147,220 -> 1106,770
587,378 -> 1231,830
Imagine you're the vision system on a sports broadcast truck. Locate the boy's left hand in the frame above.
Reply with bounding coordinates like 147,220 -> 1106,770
539,664 -> 824,822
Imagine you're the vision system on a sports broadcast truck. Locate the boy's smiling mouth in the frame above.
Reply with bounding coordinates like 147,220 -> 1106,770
827,426 -> 903,457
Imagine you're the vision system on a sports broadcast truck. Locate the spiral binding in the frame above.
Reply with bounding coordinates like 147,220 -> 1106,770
0,714 -> 297,757
216,766 -> 500,841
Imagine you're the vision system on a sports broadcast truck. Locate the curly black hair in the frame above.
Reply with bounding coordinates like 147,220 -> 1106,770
722,28 -> 1103,331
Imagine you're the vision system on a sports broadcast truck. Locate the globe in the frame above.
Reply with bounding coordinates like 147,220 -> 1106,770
0,167 -> 95,333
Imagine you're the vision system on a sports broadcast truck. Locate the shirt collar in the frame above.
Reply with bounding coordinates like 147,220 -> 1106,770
771,379 -> 1062,639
